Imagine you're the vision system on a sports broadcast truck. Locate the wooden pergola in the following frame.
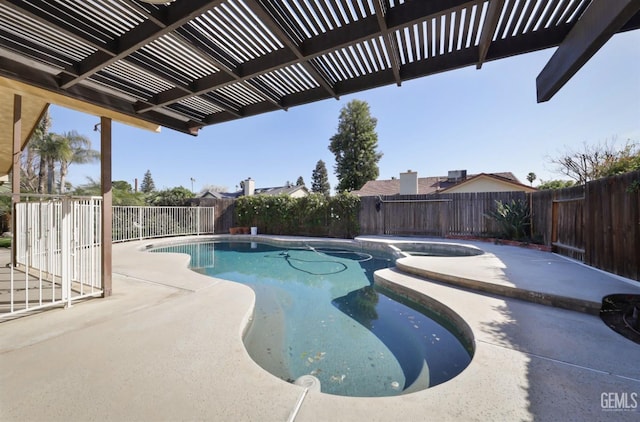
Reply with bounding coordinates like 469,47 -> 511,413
1,0 -> 638,296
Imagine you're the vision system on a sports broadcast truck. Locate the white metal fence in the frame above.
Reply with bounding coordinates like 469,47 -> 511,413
112,206 -> 215,242
1,202 -> 215,319
1,195 -> 103,319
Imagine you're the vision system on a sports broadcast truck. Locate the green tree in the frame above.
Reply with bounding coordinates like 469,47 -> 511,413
537,179 -> 575,190
0,190 -> 11,234
311,159 -> 330,197
140,170 -> 155,193
73,178 -> 145,205
549,140 -> 639,184
112,180 -> 133,191
147,186 -> 194,206
329,100 -> 382,192
296,176 -> 305,186
599,142 -> 640,176
526,172 -> 536,186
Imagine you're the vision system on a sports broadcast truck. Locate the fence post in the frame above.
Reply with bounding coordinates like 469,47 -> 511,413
551,198 -> 559,251
138,207 -> 143,241
197,207 -> 201,236
61,197 -> 72,308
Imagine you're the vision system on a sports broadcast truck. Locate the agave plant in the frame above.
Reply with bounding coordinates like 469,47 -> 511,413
485,199 -> 531,241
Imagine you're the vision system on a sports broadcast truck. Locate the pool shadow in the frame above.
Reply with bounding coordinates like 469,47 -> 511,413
331,279 -> 472,393
331,285 -> 426,390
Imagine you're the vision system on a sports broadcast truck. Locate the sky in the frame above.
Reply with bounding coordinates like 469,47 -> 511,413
49,30 -> 640,194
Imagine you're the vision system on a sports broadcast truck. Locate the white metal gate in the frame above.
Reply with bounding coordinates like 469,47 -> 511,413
1,196 -> 103,319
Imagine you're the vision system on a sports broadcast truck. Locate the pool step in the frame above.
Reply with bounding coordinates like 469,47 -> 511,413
387,261 -> 602,315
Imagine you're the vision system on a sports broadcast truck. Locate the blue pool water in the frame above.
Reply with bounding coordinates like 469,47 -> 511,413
152,241 -> 472,397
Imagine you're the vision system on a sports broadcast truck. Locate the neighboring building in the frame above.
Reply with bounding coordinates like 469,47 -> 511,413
200,190 -> 235,199
252,185 -> 309,198
200,178 -> 310,199
353,170 -> 536,196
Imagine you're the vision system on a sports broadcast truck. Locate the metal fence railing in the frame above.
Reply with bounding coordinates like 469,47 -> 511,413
112,206 -> 215,242
1,195 -> 103,319
2,202 -> 216,319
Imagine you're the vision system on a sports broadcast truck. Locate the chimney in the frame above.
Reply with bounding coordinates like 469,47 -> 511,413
447,170 -> 467,182
400,170 -> 418,195
244,177 -> 255,196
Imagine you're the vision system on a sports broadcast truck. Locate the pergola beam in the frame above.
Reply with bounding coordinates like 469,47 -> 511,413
373,0 -> 402,86
536,0 -> 640,102
477,0 -> 505,69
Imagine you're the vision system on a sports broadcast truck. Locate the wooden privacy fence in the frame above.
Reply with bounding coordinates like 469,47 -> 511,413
359,171 -> 640,281
530,171 -> 640,280
584,171 -> 639,280
530,185 -> 585,259
359,192 -> 527,237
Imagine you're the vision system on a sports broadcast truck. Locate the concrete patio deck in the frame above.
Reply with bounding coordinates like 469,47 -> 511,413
1,235 -> 639,421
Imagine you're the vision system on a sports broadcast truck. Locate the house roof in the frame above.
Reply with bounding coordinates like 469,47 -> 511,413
201,184 -> 308,198
254,185 -> 309,196
439,172 -> 537,193
200,190 -> 234,199
353,172 -> 523,196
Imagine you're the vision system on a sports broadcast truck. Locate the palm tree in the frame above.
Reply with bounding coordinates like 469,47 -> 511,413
33,132 -> 54,194
23,111 -> 97,194
22,110 -> 52,192
58,131 -> 99,193
37,133 -> 72,194
526,172 -> 537,186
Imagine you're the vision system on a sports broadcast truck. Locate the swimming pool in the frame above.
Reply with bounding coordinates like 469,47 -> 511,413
151,240 -> 473,397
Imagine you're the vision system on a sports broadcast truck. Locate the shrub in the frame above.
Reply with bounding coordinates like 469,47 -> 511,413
485,199 -> 531,241
234,193 -> 360,238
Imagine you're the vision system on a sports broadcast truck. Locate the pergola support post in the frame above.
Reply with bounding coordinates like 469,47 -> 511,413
11,94 -> 21,267
100,116 -> 112,297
